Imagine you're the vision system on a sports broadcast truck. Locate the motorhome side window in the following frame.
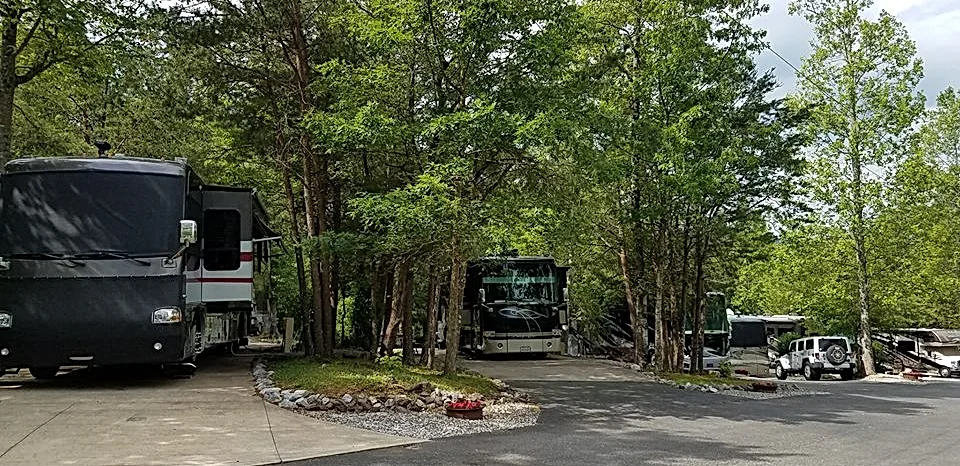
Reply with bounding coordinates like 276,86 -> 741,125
203,209 -> 241,271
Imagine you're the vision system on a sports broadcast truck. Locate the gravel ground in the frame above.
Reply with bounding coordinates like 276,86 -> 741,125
306,402 -> 540,439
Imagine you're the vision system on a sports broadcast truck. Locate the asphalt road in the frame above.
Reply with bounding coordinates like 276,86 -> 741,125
296,358 -> 960,466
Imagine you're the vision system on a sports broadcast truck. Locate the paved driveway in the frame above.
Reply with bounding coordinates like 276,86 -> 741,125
0,353 -> 419,466
295,357 -> 960,466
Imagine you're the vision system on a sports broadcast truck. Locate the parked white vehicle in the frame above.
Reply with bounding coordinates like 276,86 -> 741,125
774,336 -> 856,381
683,347 -> 729,372
927,352 -> 960,377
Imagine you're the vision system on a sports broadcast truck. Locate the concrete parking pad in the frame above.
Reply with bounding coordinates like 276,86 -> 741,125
0,355 -> 421,466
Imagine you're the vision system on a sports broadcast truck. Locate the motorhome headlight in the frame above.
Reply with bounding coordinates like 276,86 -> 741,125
152,307 -> 182,324
0,311 -> 11,328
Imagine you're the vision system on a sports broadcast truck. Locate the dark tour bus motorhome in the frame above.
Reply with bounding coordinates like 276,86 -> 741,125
459,256 -> 569,356
0,157 -> 277,378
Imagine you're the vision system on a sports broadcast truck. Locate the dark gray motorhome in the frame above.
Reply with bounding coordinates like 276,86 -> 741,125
0,157 -> 276,378
460,256 -> 569,356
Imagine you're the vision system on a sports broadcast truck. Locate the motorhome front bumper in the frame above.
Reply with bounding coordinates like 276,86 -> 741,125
482,336 -> 561,354
0,327 -> 187,368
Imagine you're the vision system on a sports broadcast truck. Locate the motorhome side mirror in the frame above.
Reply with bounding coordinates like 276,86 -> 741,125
179,220 -> 198,245
478,288 -> 486,304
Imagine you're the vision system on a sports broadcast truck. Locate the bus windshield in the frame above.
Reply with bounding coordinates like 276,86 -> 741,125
481,261 -> 556,303
0,171 -> 184,257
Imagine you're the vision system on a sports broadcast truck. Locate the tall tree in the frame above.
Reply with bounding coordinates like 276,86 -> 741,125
790,0 -> 924,375
570,0 -> 803,371
0,0 -> 142,163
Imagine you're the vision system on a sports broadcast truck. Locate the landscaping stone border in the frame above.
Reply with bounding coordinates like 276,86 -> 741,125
252,359 -> 533,414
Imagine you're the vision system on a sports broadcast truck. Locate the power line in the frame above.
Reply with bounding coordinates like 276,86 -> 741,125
718,9 -> 842,109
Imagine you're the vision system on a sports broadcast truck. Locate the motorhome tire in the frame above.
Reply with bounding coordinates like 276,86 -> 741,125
775,364 -> 788,380
29,367 -> 58,379
939,367 -> 952,378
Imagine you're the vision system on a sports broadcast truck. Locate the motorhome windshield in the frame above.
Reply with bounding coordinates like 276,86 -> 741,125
0,171 -> 183,256
481,262 -> 556,303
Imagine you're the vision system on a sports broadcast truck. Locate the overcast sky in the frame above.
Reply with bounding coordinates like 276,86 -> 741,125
751,0 -> 960,105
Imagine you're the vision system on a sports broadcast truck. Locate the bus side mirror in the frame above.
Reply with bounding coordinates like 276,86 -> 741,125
180,220 -> 198,245
478,288 -> 486,304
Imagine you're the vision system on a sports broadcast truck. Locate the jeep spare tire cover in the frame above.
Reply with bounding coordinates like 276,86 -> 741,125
826,345 -> 846,365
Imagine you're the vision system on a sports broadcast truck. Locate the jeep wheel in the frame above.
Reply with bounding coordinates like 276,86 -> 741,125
825,344 -> 846,365
802,363 -> 821,381
776,364 -> 788,380
840,369 -> 854,381
939,367 -> 952,378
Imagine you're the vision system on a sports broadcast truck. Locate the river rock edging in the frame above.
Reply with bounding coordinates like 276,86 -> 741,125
252,360 -> 532,413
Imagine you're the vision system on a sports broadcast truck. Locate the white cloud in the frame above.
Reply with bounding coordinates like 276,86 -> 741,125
754,0 -> 960,105
875,0 -> 930,15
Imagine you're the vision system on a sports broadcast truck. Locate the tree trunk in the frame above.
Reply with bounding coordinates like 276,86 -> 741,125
654,222 -> 668,371
421,265 -> 441,367
369,260 -> 385,354
667,263 -> 681,372
281,162 -> 313,355
853,168 -> 876,376
443,233 -> 467,375
285,0 -> 333,357
382,262 -> 407,356
377,264 -> 395,355
318,159 -> 335,356
0,15 -> 17,165
330,180 -> 342,347
692,234 -> 707,374
619,248 -> 644,365
401,267 -> 415,365
305,170 -> 324,354
337,284 -> 345,345
309,258 -> 324,355
847,64 -> 876,376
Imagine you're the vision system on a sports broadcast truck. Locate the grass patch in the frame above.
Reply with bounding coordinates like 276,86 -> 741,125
658,372 -> 752,387
270,357 -> 501,397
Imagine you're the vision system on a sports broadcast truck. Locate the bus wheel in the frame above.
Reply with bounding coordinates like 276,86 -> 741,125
29,367 -> 59,379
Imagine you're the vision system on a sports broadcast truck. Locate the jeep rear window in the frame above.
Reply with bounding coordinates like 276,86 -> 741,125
819,338 -> 848,351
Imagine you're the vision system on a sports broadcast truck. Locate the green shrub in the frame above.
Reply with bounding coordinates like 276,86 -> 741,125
772,332 -> 802,355
375,355 -> 403,370
718,360 -> 733,377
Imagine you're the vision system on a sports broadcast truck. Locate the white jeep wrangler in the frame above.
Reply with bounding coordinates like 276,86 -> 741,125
774,336 -> 857,381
